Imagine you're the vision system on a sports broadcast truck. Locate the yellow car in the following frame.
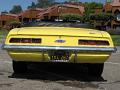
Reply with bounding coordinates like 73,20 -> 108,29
2,22 -> 116,76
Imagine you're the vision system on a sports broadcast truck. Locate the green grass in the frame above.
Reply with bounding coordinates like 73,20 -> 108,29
0,29 -> 8,35
0,29 -> 9,43
111,35 -> 120,46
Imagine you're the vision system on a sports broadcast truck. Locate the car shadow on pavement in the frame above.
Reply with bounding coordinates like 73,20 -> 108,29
9,63 -> 107,82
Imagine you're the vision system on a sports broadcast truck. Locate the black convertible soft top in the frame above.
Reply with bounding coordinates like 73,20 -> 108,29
22,21 -> 93,29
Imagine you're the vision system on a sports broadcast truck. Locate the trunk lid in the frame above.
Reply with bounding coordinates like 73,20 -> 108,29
17,27 -> 103,37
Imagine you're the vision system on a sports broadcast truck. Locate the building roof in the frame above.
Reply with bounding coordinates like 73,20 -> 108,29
62,4 -> 85,14
18,8 -> 45,17
111,0 -> 120,6
38,4 -> 85,18
38,5 -> 58,17
0,13 -> 18,17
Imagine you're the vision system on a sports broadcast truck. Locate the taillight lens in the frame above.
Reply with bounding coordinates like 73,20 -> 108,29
32,38 -> 41,43
10,38 -> 41,43
10,38 -> 21,43
78,40 -> 109,46
21,38 -> 32,43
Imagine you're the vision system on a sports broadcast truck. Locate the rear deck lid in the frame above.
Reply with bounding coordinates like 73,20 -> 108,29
17,27 -> 103,37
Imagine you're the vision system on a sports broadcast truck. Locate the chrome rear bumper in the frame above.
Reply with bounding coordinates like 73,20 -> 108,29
2,45 -> 117,52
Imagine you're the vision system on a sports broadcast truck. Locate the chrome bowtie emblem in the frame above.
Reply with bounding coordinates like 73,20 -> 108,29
55,40 -> 66,43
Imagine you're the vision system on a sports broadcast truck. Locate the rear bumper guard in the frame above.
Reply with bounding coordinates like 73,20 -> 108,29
2,45 -> 117,53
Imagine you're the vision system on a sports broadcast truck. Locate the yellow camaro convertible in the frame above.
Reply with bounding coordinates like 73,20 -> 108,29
2,22 -> 116,76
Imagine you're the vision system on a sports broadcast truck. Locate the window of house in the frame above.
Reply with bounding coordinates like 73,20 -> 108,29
2,21 -> 6,26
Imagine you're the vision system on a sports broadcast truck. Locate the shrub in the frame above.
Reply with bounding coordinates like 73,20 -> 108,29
9,21 -> 21,28
3,21 -> 21,30
60,14 -> 82,22
90,13 -> 115,21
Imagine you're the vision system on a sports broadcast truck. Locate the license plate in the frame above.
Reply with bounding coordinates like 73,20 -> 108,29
49,50 -> 69,62
50,55 -> 69,60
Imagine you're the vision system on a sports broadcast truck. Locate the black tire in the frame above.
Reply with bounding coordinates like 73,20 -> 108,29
12,60 -> 28,73
87,63 -> 104,77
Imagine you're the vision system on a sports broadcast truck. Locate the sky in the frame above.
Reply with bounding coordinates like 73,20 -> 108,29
0,0 -> 105,13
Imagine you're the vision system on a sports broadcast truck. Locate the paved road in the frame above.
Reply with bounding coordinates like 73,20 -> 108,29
0,47 -> 120,90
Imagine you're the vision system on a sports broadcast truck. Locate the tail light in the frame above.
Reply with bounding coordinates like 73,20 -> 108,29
10,38 -> 21,43
78,40 -> 109,46
21,38 -> 32,43
10,38 -> 41,43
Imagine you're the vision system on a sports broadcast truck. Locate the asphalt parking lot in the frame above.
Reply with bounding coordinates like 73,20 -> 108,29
0,46 -> 120,90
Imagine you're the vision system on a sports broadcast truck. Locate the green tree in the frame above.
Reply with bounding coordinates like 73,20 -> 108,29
36,0 -> 55,8
9,5 -> 23,14
28,2 -> 36,9
84,2 -> 103,9
83,2 -> 103,22
90,13 -> 114,21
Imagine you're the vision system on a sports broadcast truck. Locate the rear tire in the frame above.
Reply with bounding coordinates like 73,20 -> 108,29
12,60 -> 28,73
87,63 -> 104,77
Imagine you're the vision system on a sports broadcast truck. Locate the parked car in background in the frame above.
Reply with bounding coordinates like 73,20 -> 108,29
2,21 -> 116,77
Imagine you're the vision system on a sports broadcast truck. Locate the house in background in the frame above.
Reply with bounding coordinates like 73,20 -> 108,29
0,13 -> 19,28
95,0 -> 120,14
18,8 -> 45,23
94,0 -> 120,29
0,3 -> 85,28
38,3 -> 85,20
0,8 -> 45,28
